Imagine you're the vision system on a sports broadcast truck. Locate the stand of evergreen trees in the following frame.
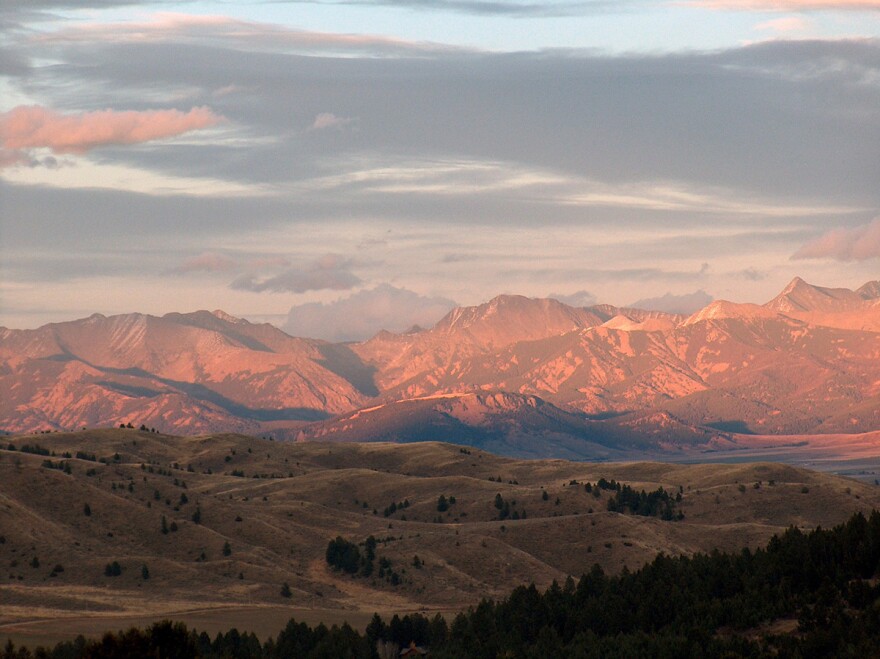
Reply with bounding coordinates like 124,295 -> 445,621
606,483 -> 682,520
7,510 -> 880,658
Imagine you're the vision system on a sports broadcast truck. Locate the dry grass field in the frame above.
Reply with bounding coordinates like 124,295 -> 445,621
2,428 -> 879,647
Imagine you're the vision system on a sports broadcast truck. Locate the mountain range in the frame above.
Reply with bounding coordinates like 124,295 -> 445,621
2,277 -> 879,458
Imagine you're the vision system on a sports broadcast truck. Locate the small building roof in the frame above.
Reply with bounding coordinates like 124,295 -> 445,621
400,640 -> 428,656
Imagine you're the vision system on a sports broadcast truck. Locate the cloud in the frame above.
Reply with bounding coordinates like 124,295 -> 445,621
310,113 -> 355,131
547,290 -> 598,307
0,105 -> 222,166
3,29 -> 880,329
286,0 -> 624,16
0,148 -> 28,168
690,1 -> 880,8
283,284 -> 457,341
169,252 -> 237,274
738,267 -> 767,281
18,28 -> 880,204
791,218 -> 880,261
630,290 -> 714,314
754,17 -> 811,32
230,254 -> 362,293
33,12 -> 461,56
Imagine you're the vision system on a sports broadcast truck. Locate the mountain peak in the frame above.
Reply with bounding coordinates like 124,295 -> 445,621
857,281 -> 880,300
683,300 -> 777,326
767,277 -> 871,314
780,276 -> 808,296
432,295 -> 603,347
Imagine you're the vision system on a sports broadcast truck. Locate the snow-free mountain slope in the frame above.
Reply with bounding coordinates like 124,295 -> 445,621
0,311 -> 369,434
432,295 -> 605,346
2,278 -> 880,452
857,280 -> 880,299
765,277 -> 880,331
352,295 -> 685,396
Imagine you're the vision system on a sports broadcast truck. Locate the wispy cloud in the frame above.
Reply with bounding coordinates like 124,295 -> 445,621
791,218 -> 880,261
169,252 -> 237,274
302,156 -> 864,217
557,181 -> 861,217
33,12 -> 464,56
230,254 -> 362,293
3,24 -> 879,328
630,290 -> 714,314
284,0 -> 625,17
754,16 -> 811,32
310,113 -> 355,131
0,105 -> 222,166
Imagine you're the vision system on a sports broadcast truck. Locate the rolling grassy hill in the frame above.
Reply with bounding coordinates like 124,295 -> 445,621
2,428 -> 879,646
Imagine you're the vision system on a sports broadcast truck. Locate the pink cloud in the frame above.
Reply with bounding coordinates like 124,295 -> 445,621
755,16 -> 811,31
0,148 -> 28,168
170,252 -> 237,275
690,1 -> 880,8
792,218 -> 880,261
0,105 -> 222,156
36,12 -> 459,55
247,256 -> 291,269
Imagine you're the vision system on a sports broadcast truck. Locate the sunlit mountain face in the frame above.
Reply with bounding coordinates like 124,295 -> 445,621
3,278 -> 879,460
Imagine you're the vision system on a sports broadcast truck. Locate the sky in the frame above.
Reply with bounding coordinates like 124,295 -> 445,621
1,0 -> 879,340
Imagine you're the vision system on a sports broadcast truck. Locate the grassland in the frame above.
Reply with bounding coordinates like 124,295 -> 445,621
2,428 -> 879,647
